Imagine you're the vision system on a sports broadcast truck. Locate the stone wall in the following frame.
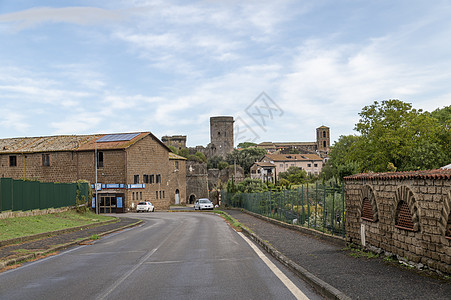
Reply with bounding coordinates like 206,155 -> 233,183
186,161 -> 209,203
344,169 -> 451,274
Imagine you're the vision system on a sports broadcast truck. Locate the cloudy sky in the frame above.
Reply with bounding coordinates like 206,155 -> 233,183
0,0 -> 450,147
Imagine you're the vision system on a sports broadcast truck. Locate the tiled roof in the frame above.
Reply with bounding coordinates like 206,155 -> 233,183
258,141 -> 316,148
255,162 -> 276,167
264,153 -> 322,161
169,152 -> 187,160
344,169 -> 451,181
0,132 -> 167,153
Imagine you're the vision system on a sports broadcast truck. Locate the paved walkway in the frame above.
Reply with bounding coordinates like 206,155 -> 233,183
226,210 -> 451,300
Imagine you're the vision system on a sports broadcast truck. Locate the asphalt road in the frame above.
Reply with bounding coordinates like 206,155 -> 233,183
0,212 -> 321,300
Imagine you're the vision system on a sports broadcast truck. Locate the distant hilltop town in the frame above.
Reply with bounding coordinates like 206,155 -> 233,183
0,115 -> 330,212
162,116 -> 330,158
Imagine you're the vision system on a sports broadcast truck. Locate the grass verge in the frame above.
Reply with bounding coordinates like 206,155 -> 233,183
213,210 -> 252,233
0,210 -> 115,241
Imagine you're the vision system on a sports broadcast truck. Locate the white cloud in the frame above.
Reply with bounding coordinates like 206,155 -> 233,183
0,110 -> 29,134
0,7 -> 123,31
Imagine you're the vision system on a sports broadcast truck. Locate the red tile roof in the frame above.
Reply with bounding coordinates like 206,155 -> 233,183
344,169 -> 451,181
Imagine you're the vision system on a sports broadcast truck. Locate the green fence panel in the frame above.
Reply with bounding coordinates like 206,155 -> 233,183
225,183 -> 346,236
1,178 -> 13,212
12,180 -> 24,211
39,182 -> 52,209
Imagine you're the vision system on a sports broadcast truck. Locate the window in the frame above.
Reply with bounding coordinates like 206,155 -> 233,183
134,175 -> 139,184
156,174 -> 161,184
97,152 -> 104,168
143,175 -> 149,184
156,191 -> 158,199
132,192 -> 135,201
9,155 -> 17,167
150,175 -> 155,184
308,164 -> 312,167
163,191 -> 165,198
323,141 -> 327,148
314,163 -> 318,167
140,192 -> 142,200
323,131 -> 326,138
42,154 -> 50,166
280,164 -> 283,168
159,191 -> 162,199
175,161 -> 179,170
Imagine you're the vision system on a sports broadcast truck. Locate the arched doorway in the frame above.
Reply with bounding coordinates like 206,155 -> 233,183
175,189 -> 180,205
189,194 -> 196,204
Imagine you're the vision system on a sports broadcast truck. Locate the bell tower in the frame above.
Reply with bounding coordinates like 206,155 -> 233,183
316,126 -> 330,153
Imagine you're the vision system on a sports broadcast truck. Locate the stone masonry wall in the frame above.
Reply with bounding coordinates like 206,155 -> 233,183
345,169 -> 451,274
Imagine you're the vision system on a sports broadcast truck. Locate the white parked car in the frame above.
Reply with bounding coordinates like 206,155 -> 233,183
194,198 -> 214,210
136,201 -> 155,212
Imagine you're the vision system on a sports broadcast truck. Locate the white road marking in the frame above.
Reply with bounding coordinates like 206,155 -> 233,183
238,232 -> 310,300
96,248 -> 158,300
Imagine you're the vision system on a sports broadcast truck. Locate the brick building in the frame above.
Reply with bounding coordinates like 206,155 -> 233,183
0,132 -> 186,212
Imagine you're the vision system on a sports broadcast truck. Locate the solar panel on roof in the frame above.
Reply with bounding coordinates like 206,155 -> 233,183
96,133 -> 140,143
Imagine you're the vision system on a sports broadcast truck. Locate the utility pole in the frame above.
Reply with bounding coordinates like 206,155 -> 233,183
95,139 -> 99,214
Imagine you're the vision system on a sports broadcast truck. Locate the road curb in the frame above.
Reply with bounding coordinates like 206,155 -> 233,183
0,219 -> 143,271
239,226 -> 351,300
234,208 -> 347,247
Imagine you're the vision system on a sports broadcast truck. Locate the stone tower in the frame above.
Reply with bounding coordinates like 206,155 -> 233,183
210,116 -> 234,158
161,135 -> 187,151
316,125 -> 330,153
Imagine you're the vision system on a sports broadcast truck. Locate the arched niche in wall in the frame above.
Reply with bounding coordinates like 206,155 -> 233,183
394,186 -> 420,232
442,191 -> 451,239
359,185 -> 378,222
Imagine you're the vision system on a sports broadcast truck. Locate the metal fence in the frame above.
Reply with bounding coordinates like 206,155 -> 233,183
221,183 -> 346,237
0,178 -> 90,212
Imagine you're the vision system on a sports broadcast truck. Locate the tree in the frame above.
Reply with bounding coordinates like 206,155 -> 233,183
278,166 -> 307,185
321,135 -> 361,183
168,145 -> 177,153
178,148 -> 189,158
237,142 -> 257,149
235,178 -> 267,193
225,147 -> 267,175
353,99 -> 447,172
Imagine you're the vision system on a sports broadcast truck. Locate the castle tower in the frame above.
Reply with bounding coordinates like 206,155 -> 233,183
210,116 -> 234,158
161,135 -> 187,151
316,126 -> 330,153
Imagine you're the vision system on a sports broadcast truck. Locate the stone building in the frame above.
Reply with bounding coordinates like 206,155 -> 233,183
0,132 -> 186,212
161,135 -> 186,151
163,116 -> 236,204
162,116 -> 235,159
256,153 -> 324,180
256,125 -> 330,156
250,162 -> 276,183
208,116 -> 234,158
344,169 -> 451,274
186,161 -> 209,204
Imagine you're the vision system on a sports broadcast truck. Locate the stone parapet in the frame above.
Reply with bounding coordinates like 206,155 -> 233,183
344,169 -> 451,274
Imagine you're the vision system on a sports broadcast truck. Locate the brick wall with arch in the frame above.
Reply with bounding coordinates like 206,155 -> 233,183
344,169 -> 451,274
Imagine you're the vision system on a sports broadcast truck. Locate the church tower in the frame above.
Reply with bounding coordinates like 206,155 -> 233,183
316,126 -> 330,153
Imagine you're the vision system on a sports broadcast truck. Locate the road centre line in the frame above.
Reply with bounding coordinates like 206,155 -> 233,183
96,221 -> 185,300
237,232 -> 310,300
